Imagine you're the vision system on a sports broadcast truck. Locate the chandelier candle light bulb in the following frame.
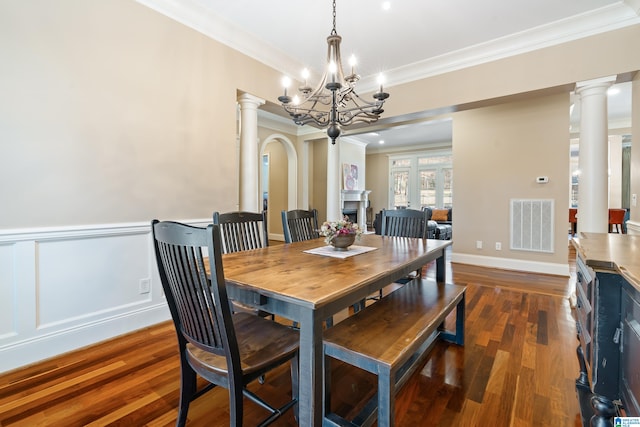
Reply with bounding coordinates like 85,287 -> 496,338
281,76 -> 291,97
377,74 -> 385,94
301,68 -> 310,91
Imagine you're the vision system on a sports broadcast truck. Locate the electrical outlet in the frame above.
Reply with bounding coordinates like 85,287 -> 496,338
633,194 -> 637,207
495,242 -> 502,251
139,278 -> 151,294
476,240 -> 483,249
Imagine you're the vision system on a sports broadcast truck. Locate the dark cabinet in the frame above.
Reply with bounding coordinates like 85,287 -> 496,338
574,246 -> 640,424
621,283 -> 640,417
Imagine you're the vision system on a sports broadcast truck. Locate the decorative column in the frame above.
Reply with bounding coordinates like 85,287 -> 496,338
238,93 -> 265,212
575,76 -> 614,233
326,137 -> 342,222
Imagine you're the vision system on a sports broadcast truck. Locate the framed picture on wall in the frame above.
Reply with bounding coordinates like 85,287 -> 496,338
343,163 -> 358,190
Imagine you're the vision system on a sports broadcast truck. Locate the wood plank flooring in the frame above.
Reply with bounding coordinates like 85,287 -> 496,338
0,247 -> 582,426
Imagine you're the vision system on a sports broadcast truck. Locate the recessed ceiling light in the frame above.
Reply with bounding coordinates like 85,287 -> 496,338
379,139 -> 385,144
382,2 -> 391,11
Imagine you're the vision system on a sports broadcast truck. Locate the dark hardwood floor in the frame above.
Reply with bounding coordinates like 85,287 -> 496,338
0,247 -> 581,426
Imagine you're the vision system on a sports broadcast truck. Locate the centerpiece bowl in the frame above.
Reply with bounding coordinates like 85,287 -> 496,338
330,233 -> 356,251
320,216 -> 362,251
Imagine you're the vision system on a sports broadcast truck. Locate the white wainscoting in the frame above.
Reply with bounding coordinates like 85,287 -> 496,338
0,219 -> 209,373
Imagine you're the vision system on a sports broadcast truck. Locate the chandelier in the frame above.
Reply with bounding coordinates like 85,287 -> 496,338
278,0 -> 390,144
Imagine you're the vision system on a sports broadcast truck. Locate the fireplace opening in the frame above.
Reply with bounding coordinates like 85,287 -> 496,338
342,209 -> 357,224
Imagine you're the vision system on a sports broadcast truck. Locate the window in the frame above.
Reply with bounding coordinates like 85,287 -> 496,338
389,152 -> 452,209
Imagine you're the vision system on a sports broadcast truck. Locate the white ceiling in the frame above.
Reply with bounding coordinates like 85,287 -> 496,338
138,0 -> 638,149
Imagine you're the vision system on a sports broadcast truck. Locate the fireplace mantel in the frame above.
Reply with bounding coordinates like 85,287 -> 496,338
341,190 -> 371,230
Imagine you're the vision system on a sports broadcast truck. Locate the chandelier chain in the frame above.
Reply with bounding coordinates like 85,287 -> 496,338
331,0 -> 337,35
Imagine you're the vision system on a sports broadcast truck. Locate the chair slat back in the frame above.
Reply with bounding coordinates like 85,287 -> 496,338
152,221 -> 240,363
281,209 -> 320,243
380,208 -> 429,239
213,211 -> 268,254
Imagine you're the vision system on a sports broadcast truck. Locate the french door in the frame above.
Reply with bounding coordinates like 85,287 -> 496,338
391,167 -> 411,208
389,153 -> 452,210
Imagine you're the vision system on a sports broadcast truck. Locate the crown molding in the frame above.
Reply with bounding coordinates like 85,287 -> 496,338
137,0 -> 640,93
363,2 -> 640,90
626,0 -> 640,15
135,0 -> 303,77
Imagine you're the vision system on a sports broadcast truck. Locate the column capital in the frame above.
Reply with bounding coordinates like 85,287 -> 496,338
575,75 -> 616,95
237,93 -> 266,109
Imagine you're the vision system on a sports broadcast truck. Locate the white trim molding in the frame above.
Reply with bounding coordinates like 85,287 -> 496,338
626,220 -> 640,235
451,252 -> 570,277
136,0 -> 640,92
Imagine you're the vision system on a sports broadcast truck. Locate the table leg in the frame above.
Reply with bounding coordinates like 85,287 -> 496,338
297,308 -> 325,426
436,250 -> 446,283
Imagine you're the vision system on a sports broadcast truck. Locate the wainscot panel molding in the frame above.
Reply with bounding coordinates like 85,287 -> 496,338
0,219 -> 210,373
450,251 -> 570,277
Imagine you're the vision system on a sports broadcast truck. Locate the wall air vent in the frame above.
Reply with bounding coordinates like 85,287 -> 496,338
510,199 -> 554,253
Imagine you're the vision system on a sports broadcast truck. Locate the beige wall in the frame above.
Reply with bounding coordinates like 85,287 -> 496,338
365,153 -> 390,217
453,92 -> 569,265
0,0 -> 286,228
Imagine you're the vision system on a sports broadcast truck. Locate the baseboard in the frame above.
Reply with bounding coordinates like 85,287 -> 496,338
0,303 -> 169,373
450,252 -> 570,277
626,220 -> 640,235
269,233 -> 286,242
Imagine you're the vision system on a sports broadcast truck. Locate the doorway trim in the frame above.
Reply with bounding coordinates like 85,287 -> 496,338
260,134 -> 298,211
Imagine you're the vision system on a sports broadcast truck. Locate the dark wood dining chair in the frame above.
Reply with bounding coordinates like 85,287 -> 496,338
379,208 -> 431,289
213,211 -> 274,321
152,220 -> 299,427
609,208 -> 626,233
281,209 -> 320,243
213,211 -> 269,253
380,208 -> 431,239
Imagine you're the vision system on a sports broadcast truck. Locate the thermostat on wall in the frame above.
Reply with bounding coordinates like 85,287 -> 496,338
536,176 -> 549,183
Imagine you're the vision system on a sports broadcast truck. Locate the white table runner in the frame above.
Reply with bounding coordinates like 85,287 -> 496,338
303,245 -> 378,259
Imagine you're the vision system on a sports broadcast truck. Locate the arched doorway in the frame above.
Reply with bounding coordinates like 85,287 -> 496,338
260,134 -> 298,240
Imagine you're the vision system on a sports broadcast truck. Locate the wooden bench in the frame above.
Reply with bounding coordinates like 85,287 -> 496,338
323,278 -> 466,427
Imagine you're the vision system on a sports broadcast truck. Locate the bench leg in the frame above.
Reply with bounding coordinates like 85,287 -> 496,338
378,368 -> 395,427
324,355 -> 332,419
440,293 -> 465,346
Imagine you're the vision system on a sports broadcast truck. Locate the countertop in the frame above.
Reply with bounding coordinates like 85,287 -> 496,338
572,232 -> 640,292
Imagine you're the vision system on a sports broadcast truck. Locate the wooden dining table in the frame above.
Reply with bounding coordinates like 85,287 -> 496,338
221,233 -> 452,426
